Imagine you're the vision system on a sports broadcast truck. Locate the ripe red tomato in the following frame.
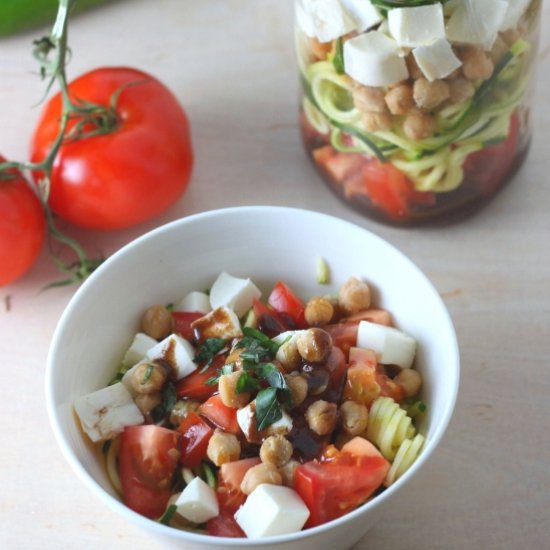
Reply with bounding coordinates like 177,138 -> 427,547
294,439 -> 390,527
119,425 -> 180,518
172,311 -> 203,341
177,411 -> 213,468
175,362 -> 219,401
267,281 -> 307,327
30,67 -> 193,230
199,395 -> 240,434
0,158 -> 45,286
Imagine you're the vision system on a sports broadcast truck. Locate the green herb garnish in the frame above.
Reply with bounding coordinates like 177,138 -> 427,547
159,504 -> 178,526
205,363 -> 233,386
195,338 -> 227,371
151,382 -> 177,423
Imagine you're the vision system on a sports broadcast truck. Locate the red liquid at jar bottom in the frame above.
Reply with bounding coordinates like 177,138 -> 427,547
301,110 -> 531,227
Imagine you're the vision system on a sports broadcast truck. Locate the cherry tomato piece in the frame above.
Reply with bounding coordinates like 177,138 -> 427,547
30,67 -> 193,230
199,395 -> 240,434
177,411 -> 213,468
267,281 -> 307,328
172,311 -> 203,341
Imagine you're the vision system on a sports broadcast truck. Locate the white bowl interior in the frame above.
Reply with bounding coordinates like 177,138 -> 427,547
46,206 -> 459,549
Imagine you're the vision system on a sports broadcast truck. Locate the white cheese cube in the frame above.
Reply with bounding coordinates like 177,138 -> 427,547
235,484 -> 310,538
209,272 -> 262,318
301,0 -> 356,43
191,306 -> 243,342
175,291 -> 211,314
388,5 -> 445,48
500,0 -> 530,32
74,383 -> 143,443
175,477 -> 219,524
344,31 -> 409,87
146,334 -> 197,380
356,320 -> 416,369
341,0 -> 382,32
413,38 -> 462,81
121,332 -> 158,368
237,402 -> 293,443
446,0 -> 508,49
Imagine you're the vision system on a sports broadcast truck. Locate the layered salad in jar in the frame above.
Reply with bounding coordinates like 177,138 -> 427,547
296,0 -> 540,223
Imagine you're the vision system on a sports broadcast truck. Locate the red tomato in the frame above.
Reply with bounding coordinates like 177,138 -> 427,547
172,311 -> 203,341
199,395 -> 240,434
119,425 -> 180,518
0,160 -> 45,286
177,411 -> 213,468
218,457 -> 261,492
206,486 -> 246,538
363,160 -> 435,219
30,67 -> 193,230
294,439 -> 390,527
268,281 -> 307,327
252,297 -> 293,337
175,358 -> 222,401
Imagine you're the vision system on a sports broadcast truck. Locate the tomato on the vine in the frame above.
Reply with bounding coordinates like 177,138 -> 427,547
30,67 -> 193,230
0,157 -> 45,286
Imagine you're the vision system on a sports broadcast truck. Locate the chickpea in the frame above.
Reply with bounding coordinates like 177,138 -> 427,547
134,392 -> 162,415
403,110 -> 436,140
304,297 -> 334,327
141,304 -> 172,340
501,28 -> 520,47
130,362 -> 167,395
459,45 -> 494,81
352,85 -> 388,114
385,84 -> 414,116
240,463 -> 283,495
406,53 -> 423,80
305,400 -> 338,436
340,400 -> 369,436
394,368 -> 422,397
296,328 -> 332,363
338,276 -> 371,315
279,459 -> 300,488
276,338 -> 302,373
169,399 -> 200,426
490,35 -> 509,64
218,371 -> 250,409
413,78 -> 450,111
362,111 -> 393,132
206,429 -> 241,466
286,373 -> 309,408
260,435 -> 293,468
225,347 -> 245,371
449,77 -> 475,104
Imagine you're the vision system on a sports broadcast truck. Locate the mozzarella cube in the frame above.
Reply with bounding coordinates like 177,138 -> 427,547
413,38 -> 462,81
237,401 -> 293,443
357,320 -> 416,369
121,332 -> 158,368
301,0 -> 356,43
341,0 -> 382,32
146,334 -> 197,380
175,477 -> 219,524
235,484 -> 310,538
388,5 -> 445,48
175,291 -> 211,314
344,31 -> 408,87
74,383 -> 143,443
209,272 -> 261,318
500,0 -> 530,31
446,0 -> 508,49
191,306 -> 243,342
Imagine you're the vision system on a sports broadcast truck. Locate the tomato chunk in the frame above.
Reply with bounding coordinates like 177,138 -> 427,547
252,297 -> 294,337
175,359 -> 221,401
219,457 -> 261,492
177,411 -> 213,468
268,281 -> 307,328
119,425 -> 180,518
172,311 -> 203,341
199,395 -> 240,434
294,439 -> 390,527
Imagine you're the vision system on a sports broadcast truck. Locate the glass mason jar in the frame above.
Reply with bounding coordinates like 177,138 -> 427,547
295,0 -> 541,225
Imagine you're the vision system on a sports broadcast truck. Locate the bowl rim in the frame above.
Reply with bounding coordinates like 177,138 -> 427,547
45,205 -> 460,546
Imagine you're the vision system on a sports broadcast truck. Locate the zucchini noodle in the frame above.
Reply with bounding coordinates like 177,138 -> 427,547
105,436 -> 122,496
385,433 -> 425,487
366,397 -> 416,461
302,96 -> 330,136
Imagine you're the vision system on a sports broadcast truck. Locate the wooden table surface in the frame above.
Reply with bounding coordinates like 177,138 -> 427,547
1,1 -> 549,548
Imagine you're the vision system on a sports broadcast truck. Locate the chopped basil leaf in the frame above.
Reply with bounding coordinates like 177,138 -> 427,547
204,363 -> 233,386
236,372 -> 261,393
256,387 -> 282,431
195,338 -> 227,370
255,362 -> 287,390
151,382 -> 177,423
159,504 -> 178,526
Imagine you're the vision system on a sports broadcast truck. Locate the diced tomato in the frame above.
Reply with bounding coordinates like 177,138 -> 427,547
172,311 -> 203,341
344,308 -> 392,326
252,297 -> 293,337
294,437 -> 390,527
207,510 -> 246,538
312,144 -> 335,166
118,425 -> 180,518
175,356 -> 224,401
322,152 -> 366,183
199,395 -> 240,434
177,411 -> 213,468
363,160 -> 435,219
325,322 -> 358,356
268,281 -> 307,328
218,457 -> 261,492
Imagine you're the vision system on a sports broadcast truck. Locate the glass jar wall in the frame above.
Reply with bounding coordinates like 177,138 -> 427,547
295,0 -> 541,225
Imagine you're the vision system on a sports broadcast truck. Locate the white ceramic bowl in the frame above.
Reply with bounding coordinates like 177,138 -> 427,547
46,206 -> 459,550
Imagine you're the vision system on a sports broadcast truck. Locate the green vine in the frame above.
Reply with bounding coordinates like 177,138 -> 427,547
0,0 -> 114,287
